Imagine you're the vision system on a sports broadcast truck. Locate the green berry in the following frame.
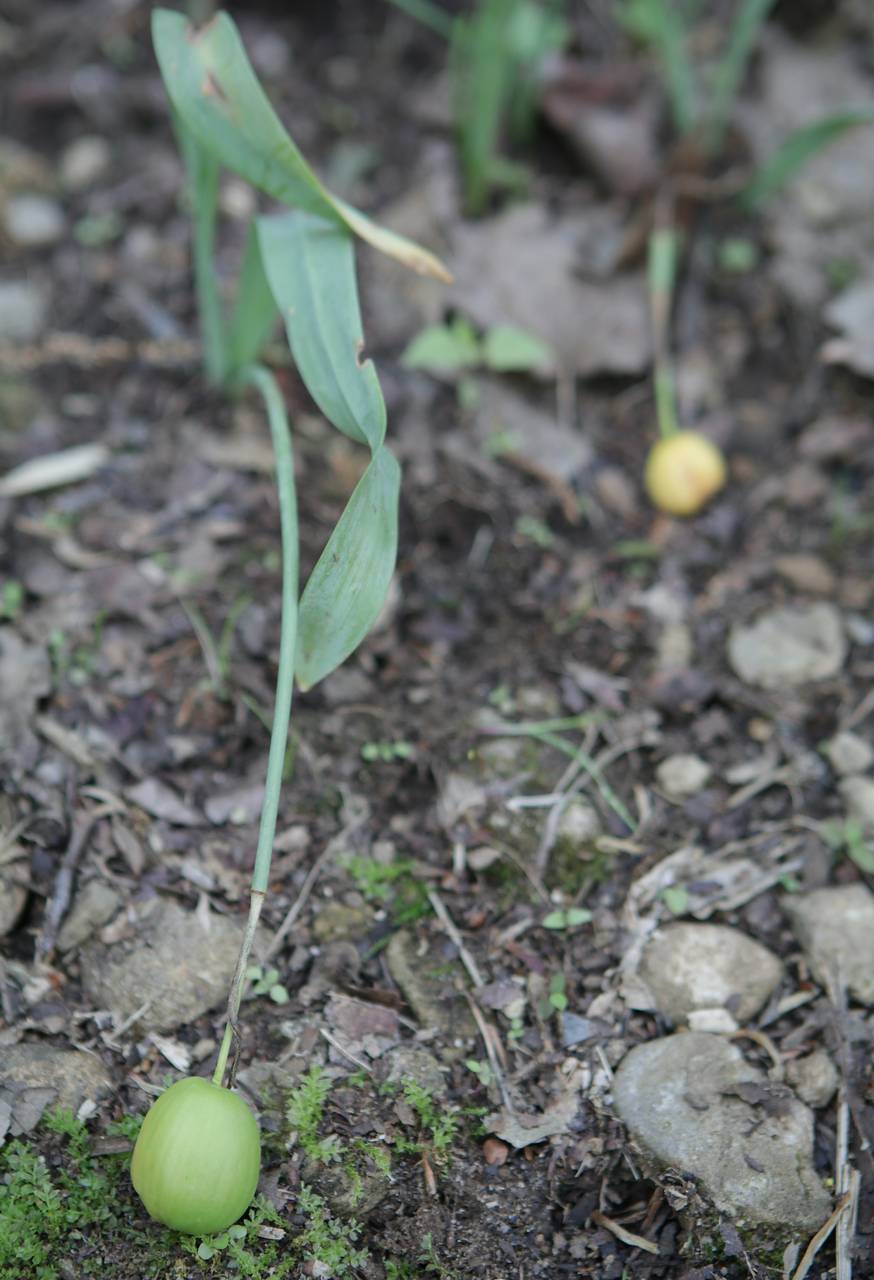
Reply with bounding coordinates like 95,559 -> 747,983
131,1077 -> 260,1235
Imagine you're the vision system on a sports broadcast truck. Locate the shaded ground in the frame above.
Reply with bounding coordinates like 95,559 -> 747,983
2,1 -> 874,1278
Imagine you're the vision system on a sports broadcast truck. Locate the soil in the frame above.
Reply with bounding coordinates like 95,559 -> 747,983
2,2 -> 874,1279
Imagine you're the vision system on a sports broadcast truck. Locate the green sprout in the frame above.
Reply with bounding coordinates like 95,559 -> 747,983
129,5 -> 449,1240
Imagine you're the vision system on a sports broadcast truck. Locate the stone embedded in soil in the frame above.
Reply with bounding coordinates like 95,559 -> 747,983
556,799 -> 601,846
783,883 -> 874,1004
0,1044 -> 112,1136
311,901 -> 375,944
727,603 -> 846,690
379,1046 -> 446,1097
57,879 -> 122,952
786,1048 -> 839,1110
612,1032 -> 831,1231
385,929 -> 476,1042
827,731 -> 874,776
655,753 -> 712,801
60,135 -> 111,190
638,923 -> 783,1026
79,897 -> 247,1034
0,279 -> 48,341
839,774 -> 874,834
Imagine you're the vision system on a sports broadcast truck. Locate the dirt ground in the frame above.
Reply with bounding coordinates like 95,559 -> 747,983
2,1 -> 874,1278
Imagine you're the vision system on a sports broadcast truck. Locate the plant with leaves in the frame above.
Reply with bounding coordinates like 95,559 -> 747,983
129,7 -> 449,1239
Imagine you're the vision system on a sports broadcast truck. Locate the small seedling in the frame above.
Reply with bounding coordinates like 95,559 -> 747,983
820,819 -> 874,875
465,1058 -> 495,1087
403,317 -> 552,377
660,885 -> 690,915
245,964 -> 289,1004
194,1223 -> 247,1261
542,906 -> 592,931
644,227 -> 726,517
130,6 -> 448,1240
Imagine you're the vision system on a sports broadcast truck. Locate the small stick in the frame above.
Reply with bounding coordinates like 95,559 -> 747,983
427,889 -> 484,988
36,805 -> 112,960
319,1028 -> 372,1075
790,1191 -> 853,1280
591,1209 -> 659,1256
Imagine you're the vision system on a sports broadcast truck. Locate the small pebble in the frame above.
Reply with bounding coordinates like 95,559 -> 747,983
4,193 -> 65,247
0,279 -> 47,341
655,753 -> 712,800
60,135 -> 111,190
826,731 -> 874,776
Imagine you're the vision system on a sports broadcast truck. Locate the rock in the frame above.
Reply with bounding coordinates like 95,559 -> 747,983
57,880 -> 122,952
60,136 -> 111,191
839,774 -> 874,834
556,799 -> 601,846
827,731 -> 874,776
3,193 -> 65,247
303,1155 -> 392,1219
728,604 -> 846,690
0,630 -> 51,774
784,884 -> 874,1004
0,1044 -> 112,1137
773,553 -> 835,596
639,924 -> 783,1025
786,1048 -> 838,1109
612,1032 -> 831,1230
655,754 -> 712,800
311,901 -> 374,944
379,1046 -> 446,1097
79,898 -> 248,1033
0,280 -> 47,341
385,929 -> 475,1041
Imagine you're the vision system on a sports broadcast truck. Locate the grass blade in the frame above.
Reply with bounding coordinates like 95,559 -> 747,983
152,8 -> 450,281
295,446 -> 401,691
740,107 -> 874,208
708,0 -> 777,152
257,212 -> 387,453
621,0 -> 697,136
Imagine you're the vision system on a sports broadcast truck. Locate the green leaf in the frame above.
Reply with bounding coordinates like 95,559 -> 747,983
295,446 -> 401,691
402,320 -> 481,373
257,211 -> 386,452
847,842 -> 874,874
197,1243 -> 216,1260
151,8 -> 450,281
269,984 -> 290,1004
481,324 -> 552,373
741,108 -> 874,208
542,910 -> 567,930
228,1225 -> 247,1241
565,907 -> 592,927
226,223 -> 278,380
661,886 -> 689,915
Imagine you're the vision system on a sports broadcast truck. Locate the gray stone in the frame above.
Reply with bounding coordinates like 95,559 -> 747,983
784,884 -> 874,1004
385,929 -> 475,1041
0,1044 -> 112,1136
827,731 -> 874,776
786,1048 -> 838,1109
311,901 -> 374,944
612,1032 -> 831,1230
639,923 -> 783,1025
556,799 -> 602,846
380,1046 -> 446,1096
655,754 -> 712,800
728,604 -> 846,690
79,898 -> 247,1033
839,774 -> 874,834
60,136 -> 110,190
57,880 -> 122,952
3,194 -> 65,247
0,280 -> 48,341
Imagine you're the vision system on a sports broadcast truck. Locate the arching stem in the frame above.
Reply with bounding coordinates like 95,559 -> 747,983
213,364 -> 299,1088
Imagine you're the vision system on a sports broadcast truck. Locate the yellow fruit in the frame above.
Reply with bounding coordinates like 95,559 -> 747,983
644,430 -> 727,516
131,1077 -> 260,1235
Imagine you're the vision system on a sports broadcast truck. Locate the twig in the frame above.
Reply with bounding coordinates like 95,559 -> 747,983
319,1028 -> 372,1075
790,1191 -> 853,1280
36,805 -> 112,960
464,991 -> 514,1115
591,1210 -> 659,1255
427,889 -> 485,988
836,1092 -> 860,1280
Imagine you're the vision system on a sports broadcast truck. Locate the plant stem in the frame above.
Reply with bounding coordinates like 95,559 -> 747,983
176,117 -> 227,385
213,364 -> 298,1088
648,227 -> 681,440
